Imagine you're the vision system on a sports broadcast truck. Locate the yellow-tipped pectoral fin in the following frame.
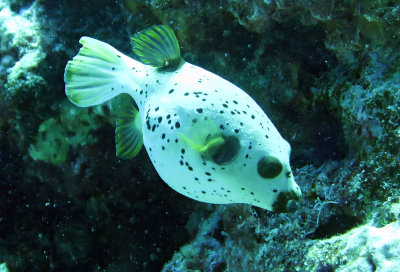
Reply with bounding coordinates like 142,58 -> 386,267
180,116 -> 241,165
179,117 -> 226,159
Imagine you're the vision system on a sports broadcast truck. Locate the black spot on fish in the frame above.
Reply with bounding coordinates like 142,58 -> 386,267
188,166 -> 193,171
181,149 -> 185,154
162,146 -> 165,150
223,104 -> 228,108
184,92 -> 189,96
265,135 -> 269,139
175,122 -> 180,128
250,192 -> 254,195
166,114 -> 171,119
152,124 -> 156,131
234,129 -> 239,133
180,160 -> 184,165
168,89 -> 174,94
196,108 -> 203,113
251,115 -> 255,119
201,191 -> 206,194
158,117 -> 162,123
146,120 -> 151,130
205,172 -> 211,176
195,177 -> 199,181
155,107 -> 159,112
112,67 -> 115,70
273,189 -> 278,193
161,133 -> 166,139
233,100 -> 238,104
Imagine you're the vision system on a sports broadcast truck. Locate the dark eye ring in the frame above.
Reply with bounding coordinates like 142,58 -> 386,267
257,156 -> 282,179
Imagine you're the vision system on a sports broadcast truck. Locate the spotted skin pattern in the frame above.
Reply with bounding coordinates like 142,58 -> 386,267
122,59 -> 301,212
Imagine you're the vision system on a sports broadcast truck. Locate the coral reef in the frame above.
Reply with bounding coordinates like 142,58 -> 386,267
1,0 -> 399,271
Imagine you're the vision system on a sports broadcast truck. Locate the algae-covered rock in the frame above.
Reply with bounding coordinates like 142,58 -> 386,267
0,2 -> 45,98
28,102 -> 104,164
304,219 -> 400,271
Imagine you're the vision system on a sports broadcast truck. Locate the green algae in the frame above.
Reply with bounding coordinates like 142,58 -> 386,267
28,102 -> 106,164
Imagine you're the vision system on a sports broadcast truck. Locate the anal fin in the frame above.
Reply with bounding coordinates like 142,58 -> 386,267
115,100 -> 143,159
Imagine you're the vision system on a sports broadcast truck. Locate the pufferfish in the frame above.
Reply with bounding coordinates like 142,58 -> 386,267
64,25 -> 301,212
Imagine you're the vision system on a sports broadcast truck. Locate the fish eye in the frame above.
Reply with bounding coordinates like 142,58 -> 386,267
257,156 -> 282,179
211,135 -> 240,165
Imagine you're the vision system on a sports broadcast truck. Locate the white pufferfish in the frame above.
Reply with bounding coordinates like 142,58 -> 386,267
64,25 -> 301,212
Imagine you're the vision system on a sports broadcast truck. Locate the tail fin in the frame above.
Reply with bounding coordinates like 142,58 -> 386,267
64,37 -> 136,107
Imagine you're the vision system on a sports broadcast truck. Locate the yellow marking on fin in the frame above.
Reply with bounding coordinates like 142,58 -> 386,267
179,117 -> 225,159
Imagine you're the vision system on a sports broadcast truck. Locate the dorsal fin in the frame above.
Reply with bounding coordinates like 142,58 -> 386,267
131,25 -> 181,70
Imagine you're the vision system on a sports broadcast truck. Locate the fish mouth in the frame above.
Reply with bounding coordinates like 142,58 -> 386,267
271,190 -> 302,213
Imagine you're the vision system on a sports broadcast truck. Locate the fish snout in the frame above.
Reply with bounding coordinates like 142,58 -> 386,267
272,186 -> 302,213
